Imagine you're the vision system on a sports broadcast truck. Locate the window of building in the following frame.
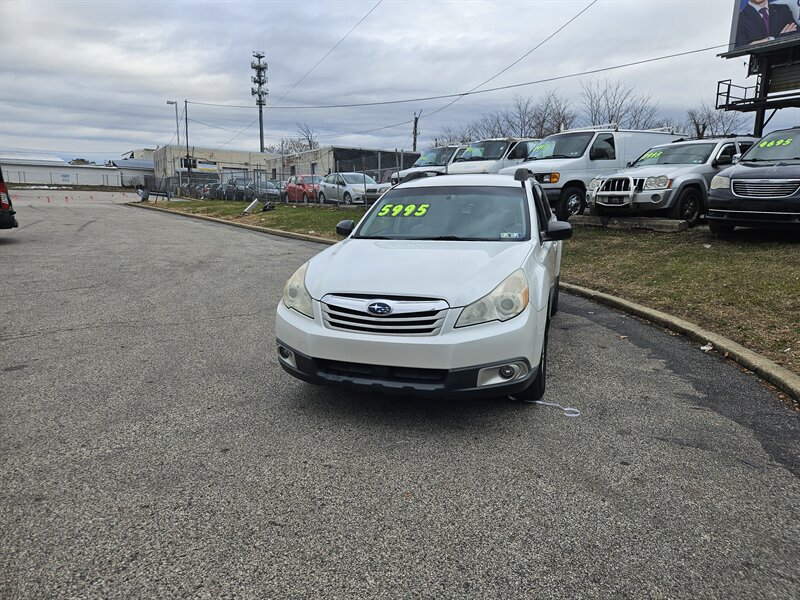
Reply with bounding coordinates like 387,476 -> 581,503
290,166 -> 296,176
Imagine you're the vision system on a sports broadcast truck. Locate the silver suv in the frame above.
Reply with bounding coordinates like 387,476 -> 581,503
586,137 -> 757,226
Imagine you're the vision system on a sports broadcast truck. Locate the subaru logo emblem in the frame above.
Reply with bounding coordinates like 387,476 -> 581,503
368,302 -> 392,315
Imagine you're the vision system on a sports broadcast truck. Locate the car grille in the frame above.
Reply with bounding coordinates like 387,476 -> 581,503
599,177 -> 645,193
317,359 -> 447,384
321,294 -> 449,336
732,180 -> 800,198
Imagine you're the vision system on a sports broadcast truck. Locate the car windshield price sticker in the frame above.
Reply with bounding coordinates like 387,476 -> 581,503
377,204 -> 430,217
642,151 -> 663,159
758,138 -> 793,148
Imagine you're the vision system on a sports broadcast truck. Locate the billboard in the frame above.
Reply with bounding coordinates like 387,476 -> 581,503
729,0 -> 800,51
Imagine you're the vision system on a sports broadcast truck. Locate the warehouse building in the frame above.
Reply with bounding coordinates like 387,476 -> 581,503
0,151 -> 122,187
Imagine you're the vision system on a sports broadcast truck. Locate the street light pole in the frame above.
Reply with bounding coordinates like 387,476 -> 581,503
167,100 -> 181,187
166,100 -> 180,148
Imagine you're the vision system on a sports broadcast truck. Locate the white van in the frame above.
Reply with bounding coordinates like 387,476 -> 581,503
498,126 -> 684,220
390,145 -> 464,184
447,138 -> 540,175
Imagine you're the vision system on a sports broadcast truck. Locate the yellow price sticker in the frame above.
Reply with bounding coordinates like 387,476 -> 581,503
643,151 -> 663,159
759,138 -> 793,148
377,203 -> 430,217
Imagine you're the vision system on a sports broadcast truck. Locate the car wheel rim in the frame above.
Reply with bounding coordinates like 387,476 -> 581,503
683,196 -> 699,222
567,194 -> 583,215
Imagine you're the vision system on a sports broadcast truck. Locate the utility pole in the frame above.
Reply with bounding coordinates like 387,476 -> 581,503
184,99 -> 191,181
251,51 -> 268,153
412,112 -> 420,152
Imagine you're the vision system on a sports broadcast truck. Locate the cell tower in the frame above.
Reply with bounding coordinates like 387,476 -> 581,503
251,51 -> 268,153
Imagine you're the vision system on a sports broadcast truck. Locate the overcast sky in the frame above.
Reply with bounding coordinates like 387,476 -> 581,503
1,0 -> 798,163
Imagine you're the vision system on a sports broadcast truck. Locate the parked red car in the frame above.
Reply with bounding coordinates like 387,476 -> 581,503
283,174 -> 322,203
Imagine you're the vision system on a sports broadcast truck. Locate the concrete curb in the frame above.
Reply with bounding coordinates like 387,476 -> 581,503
126,202 -> 799,402
561,282 -> 799,401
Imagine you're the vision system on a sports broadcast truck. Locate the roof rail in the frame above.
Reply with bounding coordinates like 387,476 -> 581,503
398,170 -> 448,184
562,123 -> 618,132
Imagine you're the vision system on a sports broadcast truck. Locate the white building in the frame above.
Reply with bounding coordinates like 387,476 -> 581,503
0,151 -> 122,187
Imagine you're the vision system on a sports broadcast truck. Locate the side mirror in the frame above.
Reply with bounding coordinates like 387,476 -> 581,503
625,161 -> 633,168
732,153 -> 741,164
336,219 -> 355,237
541,220 -> 572,242
714,155 -> 732,166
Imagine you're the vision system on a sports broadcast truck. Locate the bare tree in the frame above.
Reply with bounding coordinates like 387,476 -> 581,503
432,125 -> 473,145
296,122 -> 319,150
684,101 -> 747,138
580,78 -> 661,129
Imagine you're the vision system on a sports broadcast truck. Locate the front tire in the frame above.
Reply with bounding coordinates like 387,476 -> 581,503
318,192 -> 326,204
669,188 -> 702,227
517,316 -> 549,402
343,192 -> 352,205
282,192 -> 289,203
556,186 -> 585,221
302,193 -> 308,204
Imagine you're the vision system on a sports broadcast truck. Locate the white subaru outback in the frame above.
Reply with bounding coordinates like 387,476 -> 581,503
275,170 -> 572,401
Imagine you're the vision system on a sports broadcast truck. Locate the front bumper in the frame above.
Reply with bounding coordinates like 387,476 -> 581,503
707,191 -> 800,229
275,300 -> 546,398
587,188 -> 676,211
0,209 -> 18,229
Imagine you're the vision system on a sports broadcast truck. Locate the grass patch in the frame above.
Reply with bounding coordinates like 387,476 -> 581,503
151,200 -> 799,375
561,226 -> 800,375
152,200 -> 366,240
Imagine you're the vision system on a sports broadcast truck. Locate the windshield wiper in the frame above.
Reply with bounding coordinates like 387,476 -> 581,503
354,235 -> 392,239
548,154 -> 572,159
418,236 -> 492,241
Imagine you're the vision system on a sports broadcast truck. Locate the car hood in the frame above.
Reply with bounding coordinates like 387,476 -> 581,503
305,239 -> 532,307
499,157 -> 580,175
398,165 -> 448,178
719,161 -> 800,179
598,164 -> 706,179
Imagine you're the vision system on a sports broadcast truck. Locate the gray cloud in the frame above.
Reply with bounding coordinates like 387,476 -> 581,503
1,0 -> 797,162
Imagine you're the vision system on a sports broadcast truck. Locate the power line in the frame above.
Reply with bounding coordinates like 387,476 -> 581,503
269,0 -> 383,109
211,0 -> 382,152
425,0 -> 597,120
188,43 -> 728,114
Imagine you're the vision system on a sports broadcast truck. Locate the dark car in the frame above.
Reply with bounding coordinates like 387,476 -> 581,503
707,127 -> 800,235
0,166 -> 18,229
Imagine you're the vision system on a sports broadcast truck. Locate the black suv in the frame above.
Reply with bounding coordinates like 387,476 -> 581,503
707,127 -> 800,235
0,166 -> 18,229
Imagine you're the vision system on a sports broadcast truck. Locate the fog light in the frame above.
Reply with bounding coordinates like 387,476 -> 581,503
651,194 -> 661,202
499,365 -> 516,379
278,346 -> 291,359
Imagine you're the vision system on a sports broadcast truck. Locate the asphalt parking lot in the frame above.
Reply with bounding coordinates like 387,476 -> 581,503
2,190 -> 799,599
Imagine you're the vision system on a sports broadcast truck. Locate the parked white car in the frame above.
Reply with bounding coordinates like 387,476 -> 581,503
318,172 -> 391,205
499,126 -> 684,220
447,138 -> 540,175
275,171 -> 572,401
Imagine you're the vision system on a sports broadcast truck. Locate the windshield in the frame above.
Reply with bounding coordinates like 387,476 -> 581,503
741,130 -> 800,162
355,186 -> 530,241
526,132 -> 594,160
633,143 -> 717,166
457,141 -> 509,161
413,147 -> 455,167
342,173 -> 377,185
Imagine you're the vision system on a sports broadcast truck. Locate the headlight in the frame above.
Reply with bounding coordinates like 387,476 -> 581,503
540,172 -> 560,184
644,176 -> 672,189
282,262 -> 314,318
588,178 -> 601,191
710,175 -> 731,190
456,270 -> 529,328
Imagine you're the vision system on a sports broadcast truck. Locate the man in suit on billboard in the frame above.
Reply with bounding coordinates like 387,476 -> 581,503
736,0 -> 798,47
